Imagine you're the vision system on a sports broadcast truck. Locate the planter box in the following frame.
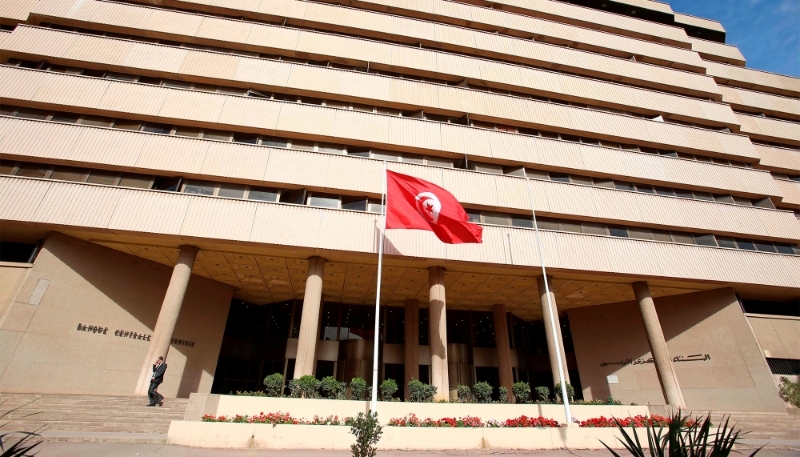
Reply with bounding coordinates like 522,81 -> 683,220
185,393 -> 650,425
167,421 -> 652,450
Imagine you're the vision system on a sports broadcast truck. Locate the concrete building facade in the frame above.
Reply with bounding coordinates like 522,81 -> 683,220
0,0 -> 798,413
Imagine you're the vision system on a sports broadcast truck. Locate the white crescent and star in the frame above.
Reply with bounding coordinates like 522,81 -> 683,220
415,192 -> 442,224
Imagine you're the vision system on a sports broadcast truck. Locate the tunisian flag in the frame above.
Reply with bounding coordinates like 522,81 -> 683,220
385,171 -> 482,244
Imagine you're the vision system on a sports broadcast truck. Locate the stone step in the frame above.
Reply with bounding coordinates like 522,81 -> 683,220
0,393 -> 188,434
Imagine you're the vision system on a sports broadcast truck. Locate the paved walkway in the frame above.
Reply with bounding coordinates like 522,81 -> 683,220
32,442 -> 800,457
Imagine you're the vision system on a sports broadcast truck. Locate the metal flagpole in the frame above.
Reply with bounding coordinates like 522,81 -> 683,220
523,174 -> 572,424
370,161 -> 388,412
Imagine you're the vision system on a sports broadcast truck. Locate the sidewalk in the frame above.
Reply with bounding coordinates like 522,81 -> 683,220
32,442 -> 800,457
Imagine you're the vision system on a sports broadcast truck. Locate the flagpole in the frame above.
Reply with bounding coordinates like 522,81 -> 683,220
523,175 -> 572,425
370,161 -> 388,413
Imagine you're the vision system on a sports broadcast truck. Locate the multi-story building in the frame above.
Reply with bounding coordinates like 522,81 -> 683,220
0,0 -> 797,412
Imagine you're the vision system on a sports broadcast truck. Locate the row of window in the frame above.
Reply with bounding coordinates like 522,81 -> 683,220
33,20 -> 727,125
0,106 -> 780,209
2,159 -> 797,256
770,172 -> 800,183
0,58 -> 757,172
0,106 -> 775,210
733,109 -> 798,126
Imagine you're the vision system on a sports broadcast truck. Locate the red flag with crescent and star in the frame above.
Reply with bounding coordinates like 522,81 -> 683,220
385,170 -> 483,244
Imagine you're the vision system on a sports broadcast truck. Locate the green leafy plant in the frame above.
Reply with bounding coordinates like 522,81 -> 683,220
778,376 -> 800,407
473,381 -> 493,404
349,411 -> 383,457
554,382 -> 575,402
295,375 -> 321,399
263,373 -> 285,397
512,382 -> 531,404
407,379 -> 436,402
0,432 -> 41,457
534,386 -> 550,403
321,376 -> 345,399
457,384 -> 471,403
351,377 -> 368,401
380,379 -> 398,401
498,387 -> 509,404
288,379 -> 302,398
601,411 -> 761,457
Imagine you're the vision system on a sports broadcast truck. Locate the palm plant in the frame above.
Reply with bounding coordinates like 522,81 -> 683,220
602,410 -> 761,457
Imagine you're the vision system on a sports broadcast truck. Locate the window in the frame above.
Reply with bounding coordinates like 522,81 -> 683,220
232,132 -> 258,144
153,177 -> 182,192
51,113 -> 80,123
86,171 -> 120,185
16,164 -> 51,178
613,181 -> 636,192
628,228 -> 653,240
203,130 -> 231,141
735,239 -> 756,250
581,223 -> 607,235
670,233 -> 694,244
114,120 -> 142,131
536,217 -> 559,230
608,226 -> 628,238
754,241 -> 776,253
50,167 -> 88,182
80,115 -> 114,127
307,193 -> 340,209
183,181 -> 215,196
290,140 -> 315,151
261,136 -> 288,148
248,187 -> 279,202
318,143 -> 343,154
15,108 -> 49,120
141,123 -> 172,134
174,126 -> 202,137
280,189 -> 306,205
218,184 -> 246,199
511,216 -> 533,228
549,173 -> 570,183
693,234 -> 717,247
482,212 -> 510,226
0,161 -> 18,175
341,196 -> 367,212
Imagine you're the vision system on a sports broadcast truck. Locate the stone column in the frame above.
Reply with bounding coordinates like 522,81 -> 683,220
493,303 -> 514,403
428,266 -> 450,401
135,245 -> 198,395
632,281 -> 685,408
536,275 -> 570,386
404,298 -> 420,400
293,257 -> 325,379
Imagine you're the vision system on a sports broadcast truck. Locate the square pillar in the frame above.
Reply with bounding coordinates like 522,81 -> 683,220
428,266 -> 450,401
403,298 -> 420,400
293,257 -> 325,379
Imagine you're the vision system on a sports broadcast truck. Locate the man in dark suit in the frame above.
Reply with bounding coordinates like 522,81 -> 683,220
147,356 -> 167,406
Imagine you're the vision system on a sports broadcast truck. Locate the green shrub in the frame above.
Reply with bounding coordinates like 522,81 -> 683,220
349,411 -> 382,457
498,387 -> 509,404
380,379 -> 398,401
554,382 -> 575,402
534,386 -> 550,403
512,382 -> 531,404
605,397 -> 621,405
321,376 -> 346,400
263,373 -> 284,397
288,379 -> 301,398
351,377 -> 368,401
473,381 -> 493,404
603,411 -> 760,457
408,379 -> 436,402
234,391 -> 266,396
457,384 -> 471,403
295,375 -> 321,399
779,376 -> 800,407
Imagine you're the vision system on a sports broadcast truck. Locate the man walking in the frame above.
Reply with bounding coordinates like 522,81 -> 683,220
147,356 -> 167,406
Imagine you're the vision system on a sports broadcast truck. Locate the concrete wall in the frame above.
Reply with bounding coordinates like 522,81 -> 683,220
0,233 -> 233,398
568,288 -> 785,412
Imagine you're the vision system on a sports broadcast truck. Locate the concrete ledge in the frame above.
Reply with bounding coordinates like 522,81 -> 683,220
186,394 -> 651,424
39,431 -> 167,444
167,421 -> 653,450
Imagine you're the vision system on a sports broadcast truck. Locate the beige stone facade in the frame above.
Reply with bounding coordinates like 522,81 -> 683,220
0,0 -> 797,414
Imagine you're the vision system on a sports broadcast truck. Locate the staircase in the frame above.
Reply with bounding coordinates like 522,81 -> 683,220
709,410 -> 800,441
0,393 -> 188,434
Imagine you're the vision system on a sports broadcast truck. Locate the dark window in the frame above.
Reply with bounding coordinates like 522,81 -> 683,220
613,181 -> 636,192
280,189 -> 306,205
0,241 -> 38,263
693,234 -> 717,247
217,184 -> 246,199
341,196 -> 368,212
51,113 -> 81,123
549,173 -> 570,183
754,241 -> 776,253
735,239 -> 756,250
471,311 -> 496,348
141,123 -> 172,134
153,176 -> 182,192
51,167 -> 88,182
261,136 -> 288,148
767,359 -> 800,376
319,302 -> 340,340
741,299 -> 800,317
608,226 -> 628,238
232,132 -> 259,144
14,108 -> 49,120
384,307 -> 405,345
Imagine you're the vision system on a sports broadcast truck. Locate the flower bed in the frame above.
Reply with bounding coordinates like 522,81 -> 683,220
388,413 -> 559,428
579,415 -> 697,428
202,412 -> 354,426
